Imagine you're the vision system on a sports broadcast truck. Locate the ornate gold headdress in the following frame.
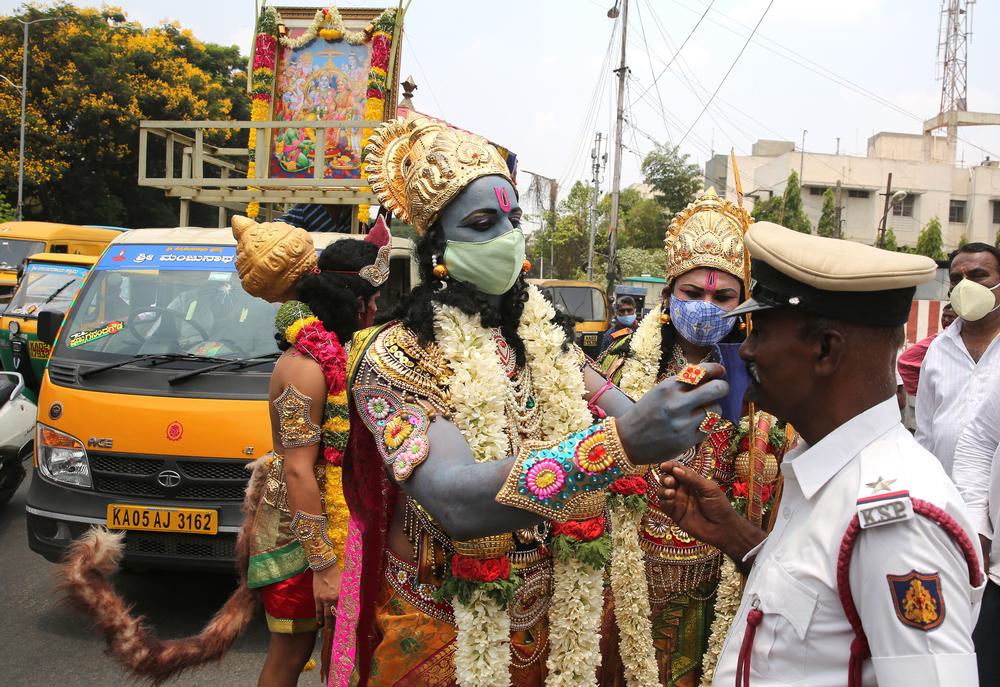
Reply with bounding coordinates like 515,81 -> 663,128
365,115 -> 511,234
663,187 -> 751,283
232,215 -> 317,302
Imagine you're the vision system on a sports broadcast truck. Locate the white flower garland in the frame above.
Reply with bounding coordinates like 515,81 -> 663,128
433,288 -> 596,687
453,588 -> 513,687
699,556 -> 742,687
544,556 -> 606,687
279,7 -> 368,49
617,304 -> 664,400
610,506 -> 659,687
519,286 -> 607,686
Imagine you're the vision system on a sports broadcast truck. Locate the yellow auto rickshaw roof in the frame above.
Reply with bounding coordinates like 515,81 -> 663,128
114,226 -> 414,252
0,221 -> 123,242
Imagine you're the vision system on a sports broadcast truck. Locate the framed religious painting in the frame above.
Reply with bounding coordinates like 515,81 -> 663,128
264,6 -> 403,181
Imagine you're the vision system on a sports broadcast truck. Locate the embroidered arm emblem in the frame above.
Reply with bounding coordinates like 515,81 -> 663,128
274,384 -> 321,448
353,385 -> 431,481
887,570 -> 945,631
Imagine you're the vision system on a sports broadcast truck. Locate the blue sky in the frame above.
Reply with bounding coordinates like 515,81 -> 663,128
4,0 -> 999,212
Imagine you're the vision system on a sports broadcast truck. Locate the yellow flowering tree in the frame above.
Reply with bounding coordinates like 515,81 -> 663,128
0,3 -> 248,225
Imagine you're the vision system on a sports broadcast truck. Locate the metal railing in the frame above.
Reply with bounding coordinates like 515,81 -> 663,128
138,119 -> 381,223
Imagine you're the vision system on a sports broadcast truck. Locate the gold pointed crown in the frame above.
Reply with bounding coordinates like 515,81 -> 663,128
232,215 -> 317,303
664,187 -> 750,283
365,115 -> 511,234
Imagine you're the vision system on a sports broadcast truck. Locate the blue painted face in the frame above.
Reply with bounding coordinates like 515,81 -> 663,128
438,175 -> 522,244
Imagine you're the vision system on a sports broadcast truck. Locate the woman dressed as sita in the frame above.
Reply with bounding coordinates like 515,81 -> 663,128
596,189 -> 788,687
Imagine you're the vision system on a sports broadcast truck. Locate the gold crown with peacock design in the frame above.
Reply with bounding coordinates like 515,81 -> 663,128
365,115 -> 512,235
664,187 -> 750,283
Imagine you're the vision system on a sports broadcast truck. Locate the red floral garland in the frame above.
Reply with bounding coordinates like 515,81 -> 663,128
288,319 -> 349,465
450,554 -> 512,583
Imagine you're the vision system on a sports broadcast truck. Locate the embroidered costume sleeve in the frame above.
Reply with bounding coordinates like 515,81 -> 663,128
274,384 -> 322,448
290,510 -> 338,571
497,416 -> 645,520
350,323 -> 450,482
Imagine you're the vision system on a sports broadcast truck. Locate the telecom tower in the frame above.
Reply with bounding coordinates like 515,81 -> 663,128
924,0 -> 1000,161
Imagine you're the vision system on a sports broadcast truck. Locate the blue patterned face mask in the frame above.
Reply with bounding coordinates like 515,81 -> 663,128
669,298 -> 737,346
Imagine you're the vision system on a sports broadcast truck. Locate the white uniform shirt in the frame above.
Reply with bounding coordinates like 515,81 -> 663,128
713,399 -> 984,687
915,320 -> 1000,475
952,374 -> 1000,585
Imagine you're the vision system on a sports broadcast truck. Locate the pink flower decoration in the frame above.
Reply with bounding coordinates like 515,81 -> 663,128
525,458 -> 565,500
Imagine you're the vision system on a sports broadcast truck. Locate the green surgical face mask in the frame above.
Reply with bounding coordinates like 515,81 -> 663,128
444,230 -> 526,296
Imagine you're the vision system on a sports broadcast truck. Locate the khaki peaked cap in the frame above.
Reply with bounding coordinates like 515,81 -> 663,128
728,222 -> 938,326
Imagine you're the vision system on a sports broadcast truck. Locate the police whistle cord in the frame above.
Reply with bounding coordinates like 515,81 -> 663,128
733,498 -> 982,687
55,459 -> 268,685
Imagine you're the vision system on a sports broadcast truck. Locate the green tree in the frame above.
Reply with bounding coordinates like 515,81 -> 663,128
641,144 -> 701,215
598,186 -> 666,250
883,228 -> 898,252
0,194 -> 14,222
916,216 -> 946,261
781,170 -> 811,234
750,194 -> 783,223
531,181 -> 603,280
0,3 -> 249,227
816,188 -> 837,237
958,234 -> 969,249
616,247 -> 663,278
995,226 -> 1000,248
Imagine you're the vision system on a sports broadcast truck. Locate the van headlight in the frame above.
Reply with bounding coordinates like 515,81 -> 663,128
37,424 -> 91,488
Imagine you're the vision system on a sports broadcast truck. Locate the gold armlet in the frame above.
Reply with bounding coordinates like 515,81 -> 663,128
290,510 -> 338,571
496,417 -> 645,521
274,384 -> 321,448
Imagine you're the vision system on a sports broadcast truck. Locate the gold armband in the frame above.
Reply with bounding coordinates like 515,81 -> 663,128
496,417 -> 645,521
290,511 -> 338,571
274,384 -> 321,448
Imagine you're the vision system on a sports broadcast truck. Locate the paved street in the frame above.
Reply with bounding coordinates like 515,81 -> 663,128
0,473 -> 319,686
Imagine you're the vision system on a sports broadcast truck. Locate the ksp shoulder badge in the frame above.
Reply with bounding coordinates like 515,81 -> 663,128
887,570 -> 944,631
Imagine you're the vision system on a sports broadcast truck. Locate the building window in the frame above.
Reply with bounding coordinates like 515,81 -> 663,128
949,199 -> 967,223
993,200 -> 1000,224
809,186 -> 828,196
892,195 -> 914,217
848,189 -> 870,199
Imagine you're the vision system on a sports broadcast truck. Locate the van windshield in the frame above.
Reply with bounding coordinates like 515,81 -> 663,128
540,286 -> 607,322
55,244 -> 279,361
0,239 -> 45,271
5,262 -> 89,317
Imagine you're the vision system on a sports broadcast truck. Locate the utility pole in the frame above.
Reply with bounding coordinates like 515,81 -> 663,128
834,179 -> 843,239
799,129 -> 807,181
586,132 -> 605,281
605,0 -> 629,297
877,172 -> 893,248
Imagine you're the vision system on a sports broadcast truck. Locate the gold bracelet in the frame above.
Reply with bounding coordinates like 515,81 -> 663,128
290,511 -> 338,571
274,385 -> 321,448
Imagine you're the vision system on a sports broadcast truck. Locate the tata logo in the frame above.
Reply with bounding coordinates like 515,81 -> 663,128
87,437 -> 113,449
156,470 -> 182,488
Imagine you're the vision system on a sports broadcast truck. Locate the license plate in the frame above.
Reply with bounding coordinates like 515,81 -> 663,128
583,334 -> 598,347
107,504 -> 218,535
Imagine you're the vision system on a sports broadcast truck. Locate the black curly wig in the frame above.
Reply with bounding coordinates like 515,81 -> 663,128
384,222 -> 576,367
278,238 -> 380,350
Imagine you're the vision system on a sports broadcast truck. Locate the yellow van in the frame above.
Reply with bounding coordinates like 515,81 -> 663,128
26,227 -> 417,570
0,223 -> 122,302
0,253 -> 97,401
528,279 -> 610,359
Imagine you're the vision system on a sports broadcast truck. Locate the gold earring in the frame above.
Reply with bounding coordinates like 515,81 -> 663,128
659,312 -> 671,325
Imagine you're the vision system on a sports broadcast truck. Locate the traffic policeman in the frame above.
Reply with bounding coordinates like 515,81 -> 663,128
658,222 -> 985,686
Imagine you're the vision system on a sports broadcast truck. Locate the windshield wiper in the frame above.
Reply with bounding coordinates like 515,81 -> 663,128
43,279 -> 76,305
168,352 -> 281,385
80,352 -> 226,379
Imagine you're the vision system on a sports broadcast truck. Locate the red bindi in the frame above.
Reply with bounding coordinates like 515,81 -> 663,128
705,270 -> 718,292
495,186 -> 512,212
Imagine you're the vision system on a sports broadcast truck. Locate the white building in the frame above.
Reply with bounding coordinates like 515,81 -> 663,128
705,131 -> 1000,253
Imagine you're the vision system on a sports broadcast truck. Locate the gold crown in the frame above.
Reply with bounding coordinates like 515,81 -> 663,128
232,215 -> 317,303
664,187 -> 750,283
365,115 -> 511,234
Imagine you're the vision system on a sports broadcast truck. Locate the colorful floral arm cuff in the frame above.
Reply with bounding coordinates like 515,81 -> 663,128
274,384 -> 321,448
352,385 -> 431,481
496,417 -> 645,520
290,510 -> 338,571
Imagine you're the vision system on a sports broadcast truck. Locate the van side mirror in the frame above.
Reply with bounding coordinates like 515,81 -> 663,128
37,310 -> 64,346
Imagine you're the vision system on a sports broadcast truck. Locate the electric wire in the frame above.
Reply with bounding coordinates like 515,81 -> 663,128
403,35 -> 447,120
677,0 -> 775,148
633,0 -> 714,104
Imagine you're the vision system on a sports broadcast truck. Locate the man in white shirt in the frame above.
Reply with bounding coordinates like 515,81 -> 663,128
952,373 -> 1000,683
658,222 -> 985,686
915,243 -> 1000,475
